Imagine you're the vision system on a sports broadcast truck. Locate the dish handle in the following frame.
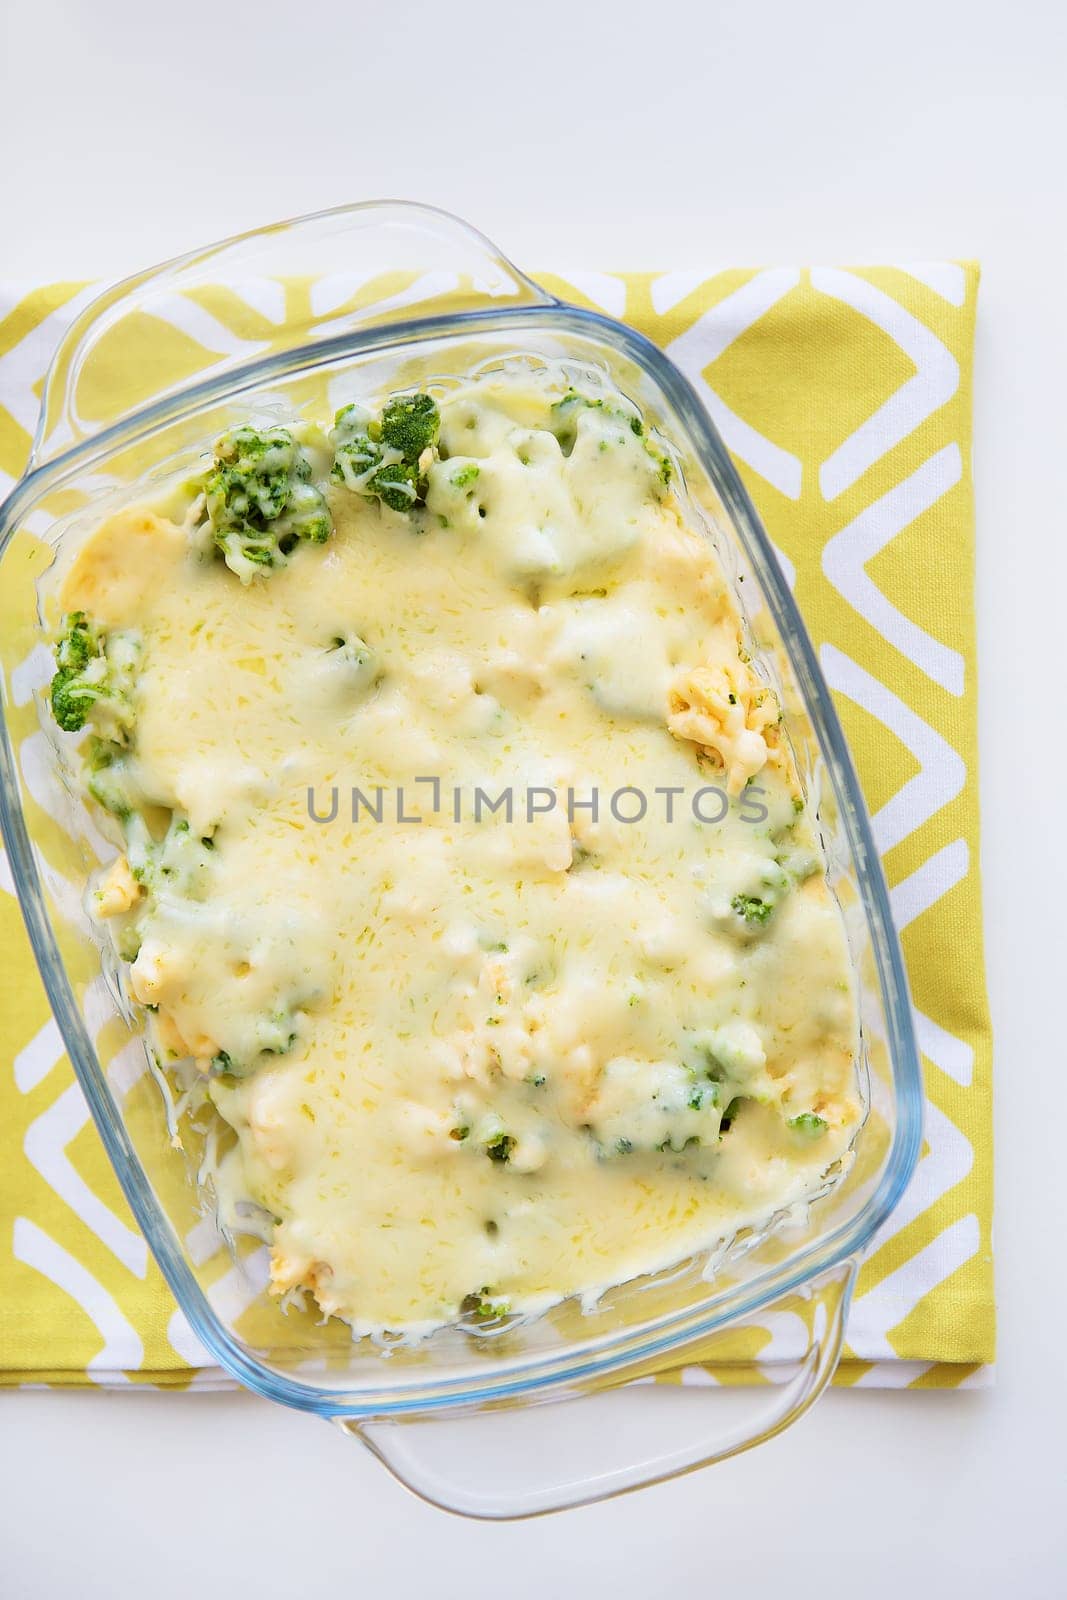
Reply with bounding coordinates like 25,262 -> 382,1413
32,200 -> 554,468
335,1255 -> 858,1520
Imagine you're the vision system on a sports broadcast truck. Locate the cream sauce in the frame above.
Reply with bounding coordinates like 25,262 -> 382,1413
57,369 -> 861,1334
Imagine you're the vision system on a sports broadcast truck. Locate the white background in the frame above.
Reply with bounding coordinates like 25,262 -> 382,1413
1,0 -> 1065,1594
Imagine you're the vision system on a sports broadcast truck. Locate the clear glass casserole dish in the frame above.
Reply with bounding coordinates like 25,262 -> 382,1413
0,202 -> 922,1517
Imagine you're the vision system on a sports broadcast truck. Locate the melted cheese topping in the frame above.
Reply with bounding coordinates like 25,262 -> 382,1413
59,370 -> 860,1336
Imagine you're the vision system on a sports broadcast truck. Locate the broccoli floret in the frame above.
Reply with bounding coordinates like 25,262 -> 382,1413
324,632 -> 379,696
775,844 -> 821,884
330,393 -> 440,515
485,1132 -> 516,1164
549,388 -> 672,487
208,1005 -> 302,1079
379,392 -> 440,460
331,404 -> 411,510
678,1033 -> 757,1139
788,1112 -> 828,1138
85,738 -> 138,820
720,1096 -> 745,1131
329,405 -> 379,483
201,425 -> 331,582
657,1133 -> 700,1154
124,812 -> 217,901
254,1009 -> 300,1056
49,612 -> 140,739
456,1116 -> 517,1164
371,457 -> 421,513
54,610 -> 94,676
687,1081 -> 720,1112
551,387 -> 643,447
461,1287 -> 511,1321
731,893 -> 774,926
86,735 -> 117,773
49,617 -> 142,837
587,1058 -> 730,1160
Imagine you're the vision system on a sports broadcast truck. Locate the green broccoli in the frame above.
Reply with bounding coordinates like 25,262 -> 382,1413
775,843 -> 821,884
788,1112 -> 828,1138
731,893 -> 774,926
687,1080 -> 720,1112
485,1132 -> 516,1164
125,813 -> 216,901
253,1009 -> 300,1056
209,1006 -> 302,1079
373,459 -> 421,512
550,387 -> 643,448
324,632 -> 379,697
201,425 -> 331,582
587,1057 -> 730,1161
379,392 -> 440,459
330,393 -> 440,514
719,1096 -> 745,1131
116,925 -> 143,963
50,611 -> 95,729
328,405 -> 378,483
49,612 -> 140,740
657,1133 -> 700,1154
461,1287 -> 511,1320
655,1076 -> 725,1151
85,738 -> 138,820
549,388 -> 672,487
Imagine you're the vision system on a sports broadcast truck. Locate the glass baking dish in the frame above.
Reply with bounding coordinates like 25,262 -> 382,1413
0,202 -> 922,1517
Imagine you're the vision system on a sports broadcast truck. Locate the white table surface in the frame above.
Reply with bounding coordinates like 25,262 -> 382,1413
2,0 -> 1064,1593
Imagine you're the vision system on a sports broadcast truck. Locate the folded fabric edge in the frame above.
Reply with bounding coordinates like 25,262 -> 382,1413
0,1359 -> 993,1393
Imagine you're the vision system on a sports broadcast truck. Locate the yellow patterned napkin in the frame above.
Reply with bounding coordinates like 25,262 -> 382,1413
0,265 -> 993,1390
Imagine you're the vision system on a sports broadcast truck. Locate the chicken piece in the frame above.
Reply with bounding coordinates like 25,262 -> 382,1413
269,1250 -> 333,1304
128,938 -> 178,1005
247,1074 -> 296,1171
668,659 -> 781,795
150,1008 -> 190,1062
92,854 -> 142,918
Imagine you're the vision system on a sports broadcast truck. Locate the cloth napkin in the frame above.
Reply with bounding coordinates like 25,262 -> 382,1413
0,264 -> 992,1390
